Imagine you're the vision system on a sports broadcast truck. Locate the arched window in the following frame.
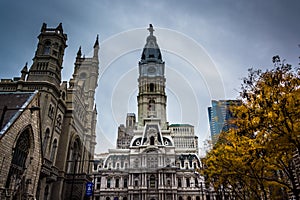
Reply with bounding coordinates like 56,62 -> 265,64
106,197 -> 110,200
134,180 -> 138,187
43,128 -> 50,154
43,41 -> 51,55
50,139 -> 58,162
149,83 -> 155,92
68,138 -> 81,173
186,178 -> 190,187
6,129 -> 31,189
148,99 -> 155,111
56,114 -> 62,130
196,196 -> 200,200
187,196 -> 192,200
150,136 -> 155,145
178,178 -> 182,187
178,197 -> 183,200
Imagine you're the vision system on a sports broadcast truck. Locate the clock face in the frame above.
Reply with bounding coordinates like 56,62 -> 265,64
148,66 -> 156,74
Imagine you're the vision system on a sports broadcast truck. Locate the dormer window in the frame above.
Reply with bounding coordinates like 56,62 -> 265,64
150,136 -> 155,145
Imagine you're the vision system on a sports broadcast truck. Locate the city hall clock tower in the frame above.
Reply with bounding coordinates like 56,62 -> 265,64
137,24 -> 168,129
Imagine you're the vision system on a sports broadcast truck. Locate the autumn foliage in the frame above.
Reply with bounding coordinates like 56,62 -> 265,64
202,56 -> 300,200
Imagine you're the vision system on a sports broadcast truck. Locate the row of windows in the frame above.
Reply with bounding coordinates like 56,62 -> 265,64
36,62 -> 49,70
96,178 -> 128,189
95,197 -> 128,200
42,128 -> 58,162
171,127 -> 193,134
95,196 -> 200,200
97,176 -> 200,189
106,162 -> 129,170
177,161 -> 199,169
174,139 -> 195,148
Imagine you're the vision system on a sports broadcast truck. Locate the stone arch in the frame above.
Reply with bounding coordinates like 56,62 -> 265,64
67,135 -> 82,173
50,138 -> 58,162
43,128 -> 50,154
5,126 -> 33,192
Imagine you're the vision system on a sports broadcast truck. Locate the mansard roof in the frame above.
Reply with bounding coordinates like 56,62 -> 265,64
169,124 -> 194,127
140,24 -> 163,64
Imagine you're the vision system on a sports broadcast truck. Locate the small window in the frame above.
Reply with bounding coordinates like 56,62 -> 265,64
96,177 -> 101,190
150,83 -> 155,92
178,178 -> 182,187
115,178 -> 119,188
107,178 -> 111,188
186,178 -> 190,187
193,163 -> 197,169
150,175 -> 155,188
195,178 -> 199,187
134,180 -> 138,187
50,139 -> 58,162
43,128 -> 50,153
124,178 -> 128,188
167,179 -> 171,186
43,41 -> 51,55
150,136 -> 155,145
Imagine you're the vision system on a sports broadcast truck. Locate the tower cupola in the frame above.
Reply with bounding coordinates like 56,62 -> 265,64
140,24 -> 163,64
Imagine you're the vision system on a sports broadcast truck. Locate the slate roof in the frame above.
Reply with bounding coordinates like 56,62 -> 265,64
0,92 -> 36,134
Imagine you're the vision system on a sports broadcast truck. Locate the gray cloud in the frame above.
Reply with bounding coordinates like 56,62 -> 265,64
0,0 -> 299,154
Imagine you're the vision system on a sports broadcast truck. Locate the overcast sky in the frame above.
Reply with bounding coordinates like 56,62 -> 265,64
0,0 -> 299,155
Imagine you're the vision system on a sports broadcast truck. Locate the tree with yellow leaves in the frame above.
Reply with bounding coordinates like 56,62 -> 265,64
202,56 -> 300,200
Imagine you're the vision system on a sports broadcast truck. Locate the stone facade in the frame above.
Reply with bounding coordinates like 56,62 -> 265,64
0,23 -> 99,200
93,25 -> 205,200
0,92 -> 41,199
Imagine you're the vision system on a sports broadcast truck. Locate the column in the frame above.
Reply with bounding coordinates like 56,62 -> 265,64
120,176 -> 123,188
158,173 -> 161,187
142,173 -> 144,187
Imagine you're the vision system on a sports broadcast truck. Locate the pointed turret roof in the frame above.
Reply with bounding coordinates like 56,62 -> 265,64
140,24 -> 163,64
94,34 -> 99,48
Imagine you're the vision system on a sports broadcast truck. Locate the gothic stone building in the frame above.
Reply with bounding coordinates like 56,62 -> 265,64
0,23 -> 99,200
93,25 -> 205,200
